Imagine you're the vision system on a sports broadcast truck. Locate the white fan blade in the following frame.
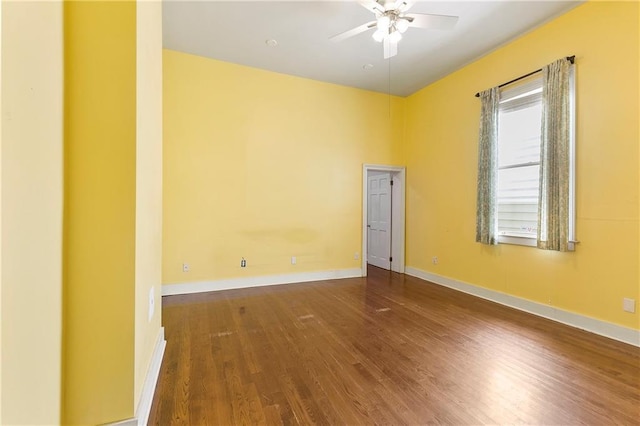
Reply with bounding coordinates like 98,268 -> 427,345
358,0 -> 384,14
330,21 -> 377,42
394,0 -> 415,12
383,38 -> 398,59
406,13 -> 459,30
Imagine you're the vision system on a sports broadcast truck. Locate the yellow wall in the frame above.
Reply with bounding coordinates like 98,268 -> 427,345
1,1 -> 63,423
163,49 -> 404,284
135,0 -> 163,409
64,2 -> 163,422
63,1 -> 137,423
0,1 -> 3,421
404,1 -> 639,329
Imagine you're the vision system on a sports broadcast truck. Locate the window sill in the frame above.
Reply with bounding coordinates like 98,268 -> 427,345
497,235 -> 577,251
497,234 -> 537,247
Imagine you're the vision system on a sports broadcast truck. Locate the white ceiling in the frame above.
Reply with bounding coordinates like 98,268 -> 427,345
163,1 -> 582,96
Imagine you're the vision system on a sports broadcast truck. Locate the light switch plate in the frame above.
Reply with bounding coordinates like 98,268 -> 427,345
623,298 -> 636,313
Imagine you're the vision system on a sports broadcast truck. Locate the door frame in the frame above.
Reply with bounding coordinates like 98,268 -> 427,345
362,164 -> 406,277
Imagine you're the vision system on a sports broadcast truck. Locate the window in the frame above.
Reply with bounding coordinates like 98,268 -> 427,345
497,77 -> 543,244
495,69 -> 575,247
475,57 -> 576,250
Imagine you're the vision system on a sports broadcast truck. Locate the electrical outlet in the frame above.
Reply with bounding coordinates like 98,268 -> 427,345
241,258 -> 247,268
291,256 -> 297,265
182,263 -> 190,272
354,252 -> 360,260
623,298 -> 636,313
148,287 -> 155,322
432,256 -> 438,265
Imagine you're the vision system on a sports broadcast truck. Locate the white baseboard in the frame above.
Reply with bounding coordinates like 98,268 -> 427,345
405,267 -> 640,347
106,419 -> 136,426
134,327 -> 166,426
162,268 -> 363,296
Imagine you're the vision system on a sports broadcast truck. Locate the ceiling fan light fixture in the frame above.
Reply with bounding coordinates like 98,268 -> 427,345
388,30 -> 402,43
395,18 -> 409,33
372,29 -> 386,42
377,15 -> 391,30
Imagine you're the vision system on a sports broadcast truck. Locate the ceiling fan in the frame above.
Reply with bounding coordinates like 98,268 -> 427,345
330,0 -> 459,59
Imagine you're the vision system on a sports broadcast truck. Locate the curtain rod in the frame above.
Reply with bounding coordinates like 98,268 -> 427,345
474,55 -> 575,98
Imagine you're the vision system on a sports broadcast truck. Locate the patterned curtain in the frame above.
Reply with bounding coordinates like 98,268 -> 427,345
538,58 -> 571,251
475,87 -> 500,245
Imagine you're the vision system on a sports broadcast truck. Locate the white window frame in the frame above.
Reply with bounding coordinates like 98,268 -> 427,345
496,66 -> 576,248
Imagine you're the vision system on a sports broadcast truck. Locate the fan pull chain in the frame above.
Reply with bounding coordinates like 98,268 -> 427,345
388,57 -> 391,118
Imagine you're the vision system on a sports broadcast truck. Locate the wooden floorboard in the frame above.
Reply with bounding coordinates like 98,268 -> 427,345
149,266 -> 640,425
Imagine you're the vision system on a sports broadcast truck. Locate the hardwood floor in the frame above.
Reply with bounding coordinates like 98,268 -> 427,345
149,266 -> 640,425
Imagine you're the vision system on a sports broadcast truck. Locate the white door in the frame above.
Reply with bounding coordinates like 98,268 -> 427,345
367,173 -> 391,270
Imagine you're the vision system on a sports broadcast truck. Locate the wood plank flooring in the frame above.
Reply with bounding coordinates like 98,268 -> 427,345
149,266 -> 640,425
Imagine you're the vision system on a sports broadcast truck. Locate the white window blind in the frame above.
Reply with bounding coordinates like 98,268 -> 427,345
497,76 -> 543,239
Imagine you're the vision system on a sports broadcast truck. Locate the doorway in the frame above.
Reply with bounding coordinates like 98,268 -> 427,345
362,164 -> 406,276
